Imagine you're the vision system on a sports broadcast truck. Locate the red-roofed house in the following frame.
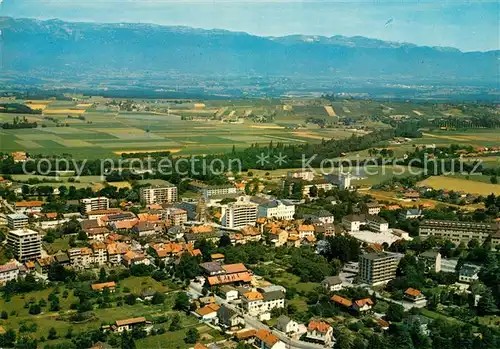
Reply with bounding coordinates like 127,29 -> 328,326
254,329 -> 285,349
352,298 -> 374,312
305,320 -> 333,345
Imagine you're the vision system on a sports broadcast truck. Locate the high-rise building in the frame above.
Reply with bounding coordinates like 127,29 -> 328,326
139,185 -> 178,205
222,198 -> 258,229
81,197 -> 110,214
7,228 -> 42,262
7,213 -> 29,229
359,252 -> 398,285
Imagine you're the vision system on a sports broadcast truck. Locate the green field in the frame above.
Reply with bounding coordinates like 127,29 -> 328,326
1,98 -> 499,160
0,277 -> 189,347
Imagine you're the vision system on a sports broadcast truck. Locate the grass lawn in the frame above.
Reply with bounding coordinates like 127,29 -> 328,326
44,237 -> 72,254
135,318 -> 203,349
420,308 -> 462,324
119,276 -> 173,294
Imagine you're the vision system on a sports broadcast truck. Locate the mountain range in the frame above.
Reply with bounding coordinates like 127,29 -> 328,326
1,17 -> 498,85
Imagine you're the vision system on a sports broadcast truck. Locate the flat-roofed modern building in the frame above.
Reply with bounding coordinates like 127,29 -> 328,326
258,200 -> 295,220
7,228 -> 42,262
359,252 -> 398,285
419,219 -> 499,245
81,197 -> 110,214
7,213 -> 28,229
140,184 -> 178,205
222,198 -> 258,229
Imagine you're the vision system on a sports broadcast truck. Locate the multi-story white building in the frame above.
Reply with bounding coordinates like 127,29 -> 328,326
258,200 -> 295,220
222,198 -> 258,229
366,215 -> 389,233
287,170 -> 314,181
419,220 -> 499,245
140,185 -> 178,205
241,290 -> 285,316
68,247 -> 93,268
302,179 -> 334,197
81,197 -> 110,214
162,207 -> 188,226
359,252 -> 398,286
7,229 -> 42,262
202,185 -> 237,199
0,262 -> 21,284
342,214 -> 365,232
7,213 -> 29,229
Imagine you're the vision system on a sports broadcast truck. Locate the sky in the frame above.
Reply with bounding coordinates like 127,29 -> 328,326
1,0 -> 499,52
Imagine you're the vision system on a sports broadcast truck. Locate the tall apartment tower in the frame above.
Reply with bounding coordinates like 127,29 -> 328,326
139,185 -> 178,205
7,228 -> 42,262
223,198 -> 258,229
359,252 -> 398,286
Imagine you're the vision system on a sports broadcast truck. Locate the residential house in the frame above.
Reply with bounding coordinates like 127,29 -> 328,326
365,202 -> 382,215
92,242 -> 108,265
254,329 -> 286,349
352,298 -> 374,312
459,264 -> 481,283
132,221 -> 157,237
35,256 -> 53,274
276,315 -> 301,335
297,225 -> 315,239
419,250 -> 441,273
317,210 -> 334,224
241,290 -> 285,317
305,320 -> 334,346
122,251 -> 150,268
404,288 -> 426,303
0,262 -> 21,284
91,281 -> 117,293
195,303 -> 220,322
331,295 -> 353,309
400,209 -> 423,220
219,285 -> 239,301
211,253 -> 225,262
112,317 -> 147,333
200,262 -> 225,276
217,305 -> 245,328
321,276 -> 343,292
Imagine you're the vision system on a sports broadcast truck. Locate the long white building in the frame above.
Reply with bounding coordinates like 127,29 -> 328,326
81,197 -> 110,214
419,219 -> 499,245
258,200 -> 295,220
140,184 -> 178,204
7,228 -> 42,262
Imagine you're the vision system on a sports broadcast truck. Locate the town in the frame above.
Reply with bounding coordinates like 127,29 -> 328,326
1,161 -> 500,349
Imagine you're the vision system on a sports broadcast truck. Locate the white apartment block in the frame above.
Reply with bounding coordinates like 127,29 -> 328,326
258,200 -> 295,220
202,185 -> 237,199
162,207 -> 188,226
0,262 -> 20,284
302,180 -> 333,197
140,185 -> 178,205
7,229 -> 42,262
222,198 -> 258,229
7,213 -> 29,229
81,197 -> 110,214
359,252 -> 398,286
419,220 -> 499,245
366,215 -> 389,233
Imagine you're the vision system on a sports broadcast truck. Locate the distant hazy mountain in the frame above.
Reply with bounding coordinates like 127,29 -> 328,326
1,17 -> 498,84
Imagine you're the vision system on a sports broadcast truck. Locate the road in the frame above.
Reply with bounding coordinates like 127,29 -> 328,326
189,282 -> 326,349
